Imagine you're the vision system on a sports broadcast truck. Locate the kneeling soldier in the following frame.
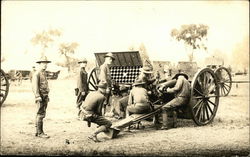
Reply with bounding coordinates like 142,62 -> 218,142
126,79 -> 151,116
79,81 -> 112,142
32,56 -> 51,138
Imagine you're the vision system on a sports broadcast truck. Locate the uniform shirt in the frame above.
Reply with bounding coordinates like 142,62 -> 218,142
32,70 -> 49,98
128,87 -> 149,106
99,63 -> 111,88
167,76 -> 190,98
77,67 -> 88,92
82,90 -> 106,115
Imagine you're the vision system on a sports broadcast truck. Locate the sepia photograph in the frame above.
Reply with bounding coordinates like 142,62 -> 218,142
1,1 -> 249,156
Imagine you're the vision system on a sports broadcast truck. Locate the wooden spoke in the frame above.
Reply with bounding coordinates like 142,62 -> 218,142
193,99 -> 203,109
89,81 -> 97,90
204,101 -> 210,120
223,83 -> 231,88
222,85 -> 229,93
207,99 -> 216,107
90,75 -> 97,85
193,96 -> 203,99
198,103 -> 203,122
206,101 -> 214,115
195,101 -> 203,118
194,88 -> 204,96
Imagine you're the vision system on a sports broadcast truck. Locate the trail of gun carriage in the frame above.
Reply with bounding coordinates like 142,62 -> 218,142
1,50 -> 249,156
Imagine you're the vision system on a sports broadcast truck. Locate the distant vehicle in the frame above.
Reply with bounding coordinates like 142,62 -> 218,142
46,70 -> 60,80
7,70 -> 30,81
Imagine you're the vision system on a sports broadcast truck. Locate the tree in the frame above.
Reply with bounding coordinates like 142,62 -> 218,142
139,43 -> 150,65
31,28 -> 61,56
58,42 -> 79,72
171,24 -> 209,62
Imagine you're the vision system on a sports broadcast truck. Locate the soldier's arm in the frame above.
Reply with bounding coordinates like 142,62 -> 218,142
167,76 -> 184,94
99,65 -> 107,84
128,90 -> 133,105
32,73 -> 41,100
77,70 -> 84,92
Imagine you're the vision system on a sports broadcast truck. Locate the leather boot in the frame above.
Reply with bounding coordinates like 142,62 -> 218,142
172,110 -> 177,128
37,120 -> 50,138
160,110 -> 168,130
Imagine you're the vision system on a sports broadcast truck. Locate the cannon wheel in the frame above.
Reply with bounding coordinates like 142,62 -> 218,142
87,67 -> 100,91
215,67 -> 232,96
1,69 -> 10,106
189,68 -> 220,126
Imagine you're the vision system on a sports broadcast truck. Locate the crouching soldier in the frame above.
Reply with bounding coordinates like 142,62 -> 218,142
126,79 -> 151,116
160,72 -> 191,130
76,58 -> 89,118
79,81 -> 112,142
32,56 -> 51,138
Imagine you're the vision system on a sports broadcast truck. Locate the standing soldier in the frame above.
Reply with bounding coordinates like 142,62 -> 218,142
29,66 -> 36,82
79,81 -> 112,142
76,58 -> 89,118
32,56 -> 51,138
99,52 -> 115,112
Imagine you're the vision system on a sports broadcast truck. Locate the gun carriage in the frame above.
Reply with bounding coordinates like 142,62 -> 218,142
88,51 -> 224,138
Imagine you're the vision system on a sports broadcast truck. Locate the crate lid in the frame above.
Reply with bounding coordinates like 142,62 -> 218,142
94,51 -> 143,67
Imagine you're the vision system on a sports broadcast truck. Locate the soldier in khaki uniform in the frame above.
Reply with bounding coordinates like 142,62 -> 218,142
126,79 -> 151,116
32,56 -> 51,138
79,81 -> 112,142
99,52 -> 115,111
105,65 -> 155,119
76,58 -> 89,117
160,73 -> 191,130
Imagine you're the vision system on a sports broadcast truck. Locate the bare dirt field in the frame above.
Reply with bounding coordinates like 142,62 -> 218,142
1,75 -> 249,156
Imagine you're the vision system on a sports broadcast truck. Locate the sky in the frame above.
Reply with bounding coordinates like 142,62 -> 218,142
1,1 -> 249,70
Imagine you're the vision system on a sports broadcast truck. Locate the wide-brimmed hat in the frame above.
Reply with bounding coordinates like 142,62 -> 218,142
172,72 -> 189,80
78,58 -> 87,64
140,66 -> 153,74
133,79 -> 146,86
97,81 -> 107,89
104,52 -> 115,60
36,56 -> 51,63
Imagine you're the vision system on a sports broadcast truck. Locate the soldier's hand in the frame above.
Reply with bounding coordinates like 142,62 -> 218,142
165,87 -> 170,93
81,92 -> 86,96
36,97 -> 42,102
106,88 -> 111,94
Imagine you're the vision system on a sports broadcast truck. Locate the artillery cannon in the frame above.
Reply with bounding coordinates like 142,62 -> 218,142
1,69 -> 10,105
88,51 -> 223,138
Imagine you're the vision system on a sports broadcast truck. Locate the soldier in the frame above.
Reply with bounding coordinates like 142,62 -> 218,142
99,52 -> 115,110
105,64 -> 155,119
29,66 -> 36,82
75,58 -> 89,118
137,64 -> 156,86
15,71 -> 22,86
32,56 -> 51,138
160,72 -> 191,130
126,79 -> 151,116
79,81 -> 112,142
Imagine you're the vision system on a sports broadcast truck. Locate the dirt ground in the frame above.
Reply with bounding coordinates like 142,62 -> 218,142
1,75 -> 249,156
